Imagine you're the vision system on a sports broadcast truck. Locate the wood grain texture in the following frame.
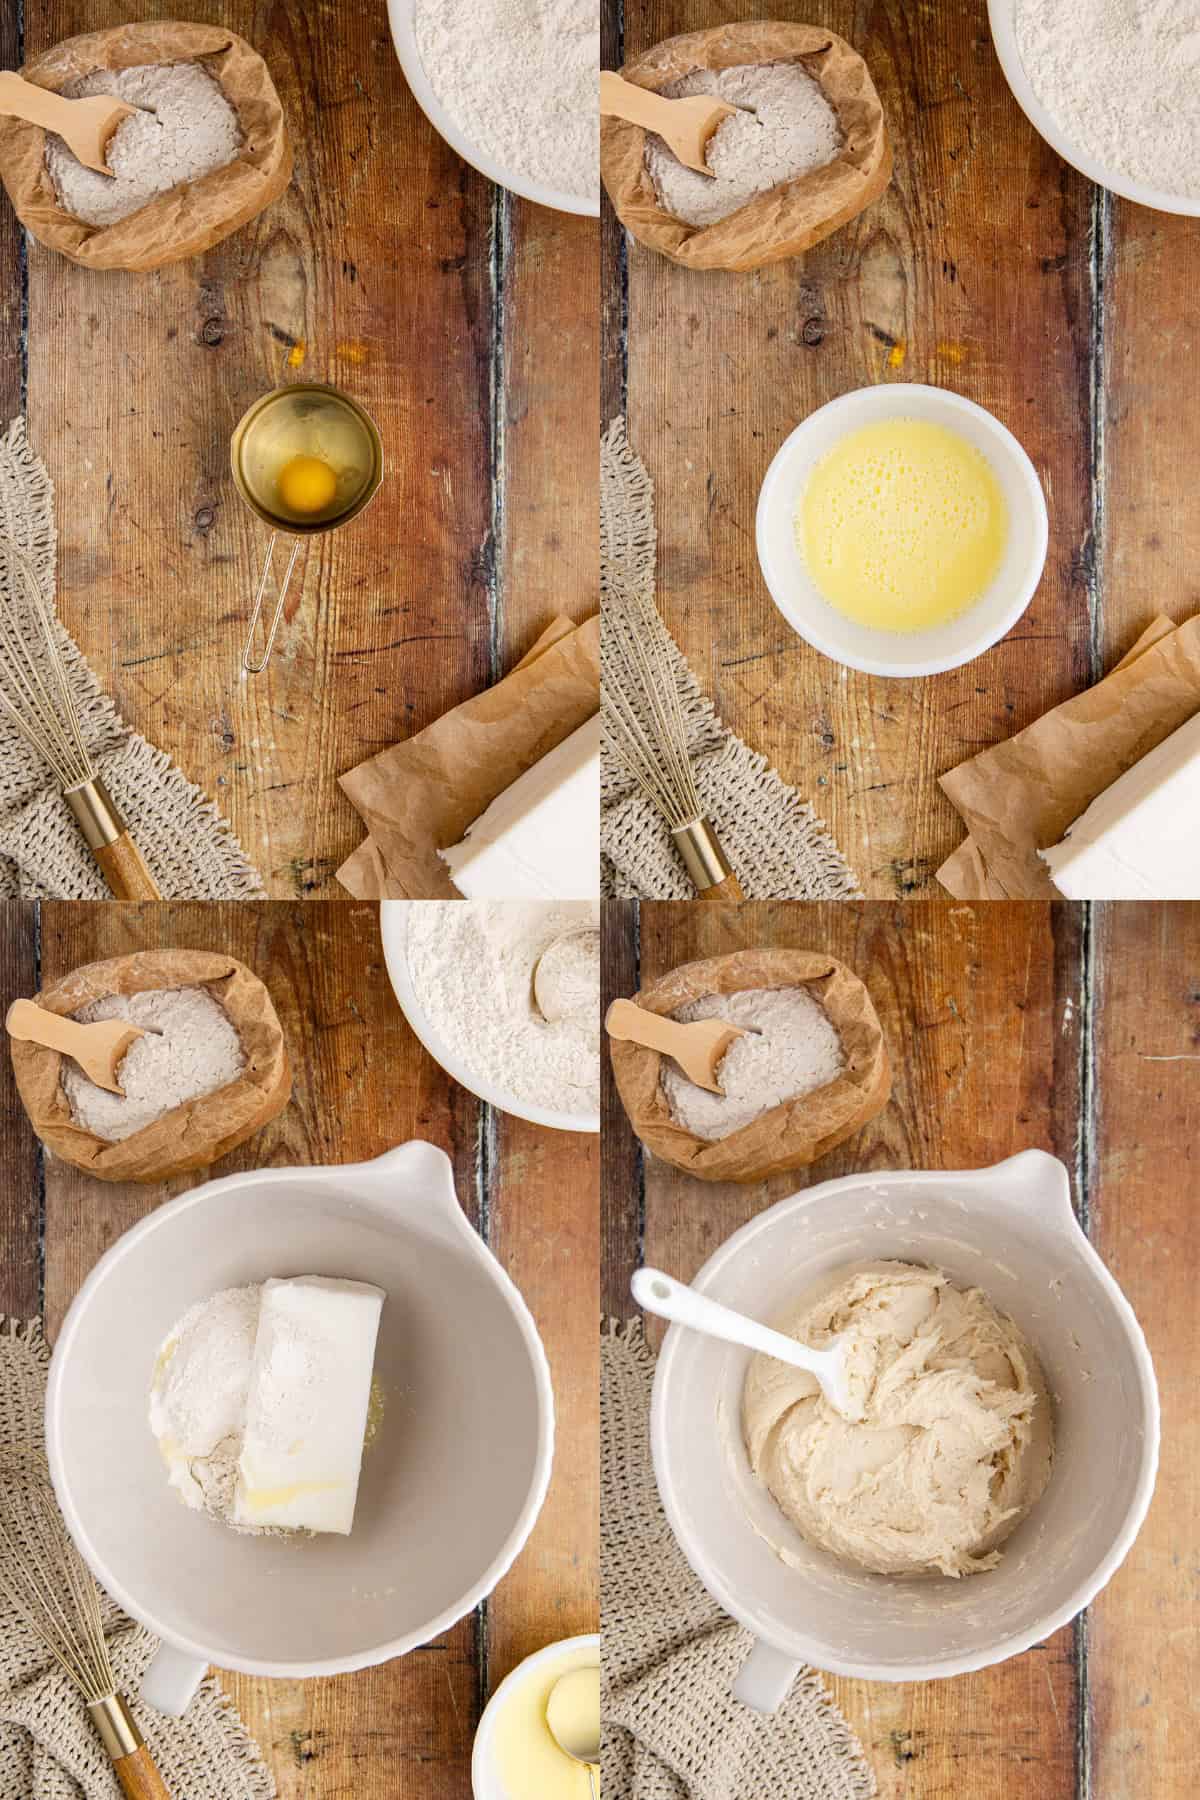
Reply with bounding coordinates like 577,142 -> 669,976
0,904 -> 41,1317
602,899 -> 1106,1799
1088,904 -> 1200,1800
614,0 -> 1095,896
22,900 -> 597,1798
20,0 -> 596,897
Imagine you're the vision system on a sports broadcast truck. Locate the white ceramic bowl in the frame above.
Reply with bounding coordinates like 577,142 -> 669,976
649,1152 -> 1158,1703
756,383 -> 1048,677
988,0 -> 1200,217
381,902 -> 600,1134
472,1632 -> 600,1799
45,1143 -> 555,1714
386,0 -> 599,217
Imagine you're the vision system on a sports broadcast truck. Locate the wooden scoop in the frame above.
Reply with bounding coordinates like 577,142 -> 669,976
6,999 -> 145,1094
605,997 -> 747,1094
599,71 -> 735,176
0,72 -> 135,175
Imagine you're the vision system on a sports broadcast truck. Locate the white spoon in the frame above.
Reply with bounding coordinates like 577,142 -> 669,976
632,1267 -> 858,1419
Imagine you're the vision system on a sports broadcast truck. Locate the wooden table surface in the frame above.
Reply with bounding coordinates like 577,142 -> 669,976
602,899 -> 1197,1800
0,900 -> 599,1798
2,1 -> 598,898
605,0 -> 1198,897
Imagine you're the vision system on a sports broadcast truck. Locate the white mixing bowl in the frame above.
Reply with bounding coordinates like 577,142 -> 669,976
756,383 -> 1048,677
45,1143 -> 554,1715
649,1151 -> 1158,1705
988,0 -> 1200,217
386,0 -> 599,217
381,901 -> 600,1134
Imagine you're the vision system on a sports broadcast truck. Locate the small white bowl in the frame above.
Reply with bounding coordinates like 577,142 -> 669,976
988,0 -> 1200,217
386,0 -> 599,218
472,1633 -> 600,1799
756,383 -> 1048,678
380,902 -> 600,1135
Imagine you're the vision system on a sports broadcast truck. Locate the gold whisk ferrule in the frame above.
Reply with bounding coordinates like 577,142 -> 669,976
62,776 -> 125,852
87,1691 -> 144,1761
670,818 -> 733,891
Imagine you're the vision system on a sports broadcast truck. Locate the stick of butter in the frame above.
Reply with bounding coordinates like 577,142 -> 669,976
440,713 -> 599,900
234,1276 -> 384,1536
1040,711 -> 1200,899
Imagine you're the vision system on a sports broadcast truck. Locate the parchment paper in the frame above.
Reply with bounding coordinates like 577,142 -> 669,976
601,22 -> 891,272
0,22 -> 292,271
10,949 -> 291,1183
938,614 -> 1200,899
608,948 -> 891,1183
337,614 -> 600,900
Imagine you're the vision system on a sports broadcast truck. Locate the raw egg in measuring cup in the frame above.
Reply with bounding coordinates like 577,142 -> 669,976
237,386 -> 378,529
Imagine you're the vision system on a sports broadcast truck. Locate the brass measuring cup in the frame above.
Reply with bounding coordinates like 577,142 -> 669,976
230,381 -> 384,674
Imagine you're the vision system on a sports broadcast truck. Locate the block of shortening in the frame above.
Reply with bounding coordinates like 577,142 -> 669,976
440,713 -> 600,900
1040,711 -> 1200,899
234,1275 -> 384,1536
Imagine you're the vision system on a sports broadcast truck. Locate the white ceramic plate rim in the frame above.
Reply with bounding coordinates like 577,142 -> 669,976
471,1631 -> 600,1798
988,0 -> 1200,217
755,383 -> 1049,678
650,1161 -> 1161,1683
381,903 -> 600,1134
44,1154 -> 557,1680
386,0 -> 599,217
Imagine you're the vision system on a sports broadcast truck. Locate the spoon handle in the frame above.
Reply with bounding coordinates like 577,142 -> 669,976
631,1267 -> 825,1379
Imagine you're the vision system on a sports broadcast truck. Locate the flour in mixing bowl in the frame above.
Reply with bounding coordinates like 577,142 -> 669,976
1015,0 -> 1200,199
414,0 -> 598,201
148,1283 -> 280,1537
403,901 -> 600,1116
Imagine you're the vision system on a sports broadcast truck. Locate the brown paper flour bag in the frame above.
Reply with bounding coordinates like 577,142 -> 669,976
0,22 -> 292,271
11,949 -> 292,1183
609,949 -> 891,1183
601,23 -> 891,272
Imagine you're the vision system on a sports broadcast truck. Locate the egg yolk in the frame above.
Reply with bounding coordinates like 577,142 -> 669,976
277,455 -> 338,516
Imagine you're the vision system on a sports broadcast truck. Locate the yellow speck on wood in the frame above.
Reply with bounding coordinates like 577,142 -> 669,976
337,340 -> 369,365
888,338 -> 906,368
287,338 -> 307,368
937,340 -> 967,364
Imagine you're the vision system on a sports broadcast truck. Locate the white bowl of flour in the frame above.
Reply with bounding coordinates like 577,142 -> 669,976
381,901 -> 601,1133
387,0 -> 599,217
990,0 -> 1200,215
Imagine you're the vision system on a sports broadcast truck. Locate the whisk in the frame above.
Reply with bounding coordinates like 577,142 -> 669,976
0,1449 -> 171,1797
0,535 -> 161,899
601,581 -> 743,900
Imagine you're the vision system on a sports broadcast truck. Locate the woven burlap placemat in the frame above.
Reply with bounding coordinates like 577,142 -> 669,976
600,420 -> 861,901
602,1322 -> 876,1799
0,418 -> 264,900
0,1318 -> 276,1800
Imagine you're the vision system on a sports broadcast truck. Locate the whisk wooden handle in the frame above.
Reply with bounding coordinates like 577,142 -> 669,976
113,1744 -> 172,1799
93,832 -> 163,901
695,872 -> 744,902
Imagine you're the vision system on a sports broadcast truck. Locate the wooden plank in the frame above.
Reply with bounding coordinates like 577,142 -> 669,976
617,899 -> 1080,1799
36,900 -> 595,1797
22,0 -> 498,897
1088,903 -> 1200,1800
1100,202 -> 1200,657
0,904 -> 42,1317
499,199 -> 600,661
487,1113 -> 600,1683
0,0 -> 23,422
618,0 -> 1094,896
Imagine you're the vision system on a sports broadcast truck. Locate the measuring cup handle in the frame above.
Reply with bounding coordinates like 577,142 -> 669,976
241,533 -> 302,675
